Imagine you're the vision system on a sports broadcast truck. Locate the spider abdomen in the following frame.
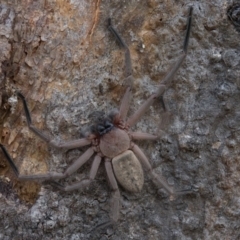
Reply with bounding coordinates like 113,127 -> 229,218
99,128 -> 130,158
112,150 -> 144,192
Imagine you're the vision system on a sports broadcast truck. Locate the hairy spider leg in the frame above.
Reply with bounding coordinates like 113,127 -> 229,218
17,92 -> 91,148
126,6 -> 193,128
108,19 -> 133,121
0,143 -> 95,181
50,155 -> 102,191
105,159 -> 121,222
132,143 -> 174,195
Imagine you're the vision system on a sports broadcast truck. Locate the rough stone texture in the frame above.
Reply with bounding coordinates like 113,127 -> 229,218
0,0 -> 240,239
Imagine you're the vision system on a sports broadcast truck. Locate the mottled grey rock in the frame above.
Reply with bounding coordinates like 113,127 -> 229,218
0,0 -> 240,239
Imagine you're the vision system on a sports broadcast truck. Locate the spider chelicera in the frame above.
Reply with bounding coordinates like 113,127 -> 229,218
0,7 -> 193,223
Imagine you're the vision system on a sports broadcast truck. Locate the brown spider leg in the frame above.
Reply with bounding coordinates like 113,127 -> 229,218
50,155 -> 102,191
105,159 -> 121,222
132,143 -> 174,197
131,132 -> 158,141
108,19 -> 133,121
108,18 -> 132,79
126,7 -> 193,128
0,143 -> 94,181
133,142 -> 195,198
17,92 -> 91,149
130,109 -> 172,141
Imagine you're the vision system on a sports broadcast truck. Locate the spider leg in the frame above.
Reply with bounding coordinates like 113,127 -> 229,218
131,132 -> 158,141
130,109 -> 172,141
105,159 -> 121,222
126,7 -> 193,127
50,155 -> 102,191
0,143 -> 94,181
17,92 -> 91,149
108,19 -> 133,121
108,18 -> 132,79
132,142 -> 194,197
132,143 -> 174,196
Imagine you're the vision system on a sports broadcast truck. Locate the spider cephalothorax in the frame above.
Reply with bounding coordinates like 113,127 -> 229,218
0,7 -> 193,223
87,111 -> 131,158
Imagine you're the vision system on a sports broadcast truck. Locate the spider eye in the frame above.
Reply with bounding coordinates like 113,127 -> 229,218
105,121 -> 113,129
97,125 -> 106,135
97,121 -> 114,136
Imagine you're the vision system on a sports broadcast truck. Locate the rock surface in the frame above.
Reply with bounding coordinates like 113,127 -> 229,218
0,0 -> 240,239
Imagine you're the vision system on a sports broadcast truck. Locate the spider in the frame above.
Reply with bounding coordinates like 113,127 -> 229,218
0,7 -> 193,223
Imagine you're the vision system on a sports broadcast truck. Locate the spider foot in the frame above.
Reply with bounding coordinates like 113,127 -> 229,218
175,185 -> 198,196
44,180 -> 65,190
89,219 -> 116,233
159,185 -> 197,201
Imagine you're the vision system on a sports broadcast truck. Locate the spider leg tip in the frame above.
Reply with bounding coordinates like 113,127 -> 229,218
108,18 -> 112,26
17,91 -> 25,100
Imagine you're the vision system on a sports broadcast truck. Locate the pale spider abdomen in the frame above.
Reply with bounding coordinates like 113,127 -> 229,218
112,150 -> 144,192
99,127 -> 130,158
